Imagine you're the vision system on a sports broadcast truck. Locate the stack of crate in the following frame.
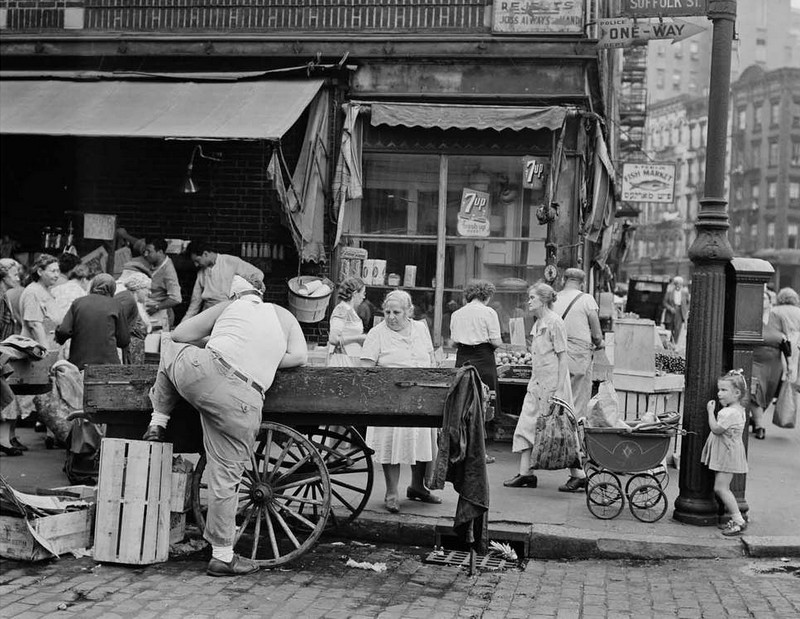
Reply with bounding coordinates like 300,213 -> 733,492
93,439 -> 193,565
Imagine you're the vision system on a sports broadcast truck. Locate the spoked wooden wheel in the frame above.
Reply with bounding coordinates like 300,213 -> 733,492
191,422 -> 331,567
302,425 -> 374,528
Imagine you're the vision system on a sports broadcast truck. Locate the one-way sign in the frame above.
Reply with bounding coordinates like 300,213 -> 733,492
597,17 -> 706,49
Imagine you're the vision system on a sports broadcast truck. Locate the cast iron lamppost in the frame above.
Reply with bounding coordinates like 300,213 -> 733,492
673,0 -> 737,525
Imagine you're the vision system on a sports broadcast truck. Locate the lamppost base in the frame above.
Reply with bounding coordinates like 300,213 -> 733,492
673,495 -> 719,526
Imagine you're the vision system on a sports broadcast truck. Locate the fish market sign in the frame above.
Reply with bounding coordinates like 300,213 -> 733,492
492,0 -> 584,34
621,162 -> 676,203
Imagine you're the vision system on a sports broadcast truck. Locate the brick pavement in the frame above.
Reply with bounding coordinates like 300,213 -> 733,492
1,541 -> 798,618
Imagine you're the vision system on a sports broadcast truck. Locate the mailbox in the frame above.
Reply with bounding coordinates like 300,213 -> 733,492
723,256 -> 774,520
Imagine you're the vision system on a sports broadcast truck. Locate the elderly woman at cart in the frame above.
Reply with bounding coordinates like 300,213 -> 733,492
361,289 -> 441,513
504,282 -> 586,492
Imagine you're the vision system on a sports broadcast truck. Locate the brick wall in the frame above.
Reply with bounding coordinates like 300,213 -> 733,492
0,130 -> 333,341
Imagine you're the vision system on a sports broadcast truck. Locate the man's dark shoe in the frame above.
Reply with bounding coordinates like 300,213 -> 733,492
142,425 -> 166,442
558,476 -> 588,493
207,554 -> 260,577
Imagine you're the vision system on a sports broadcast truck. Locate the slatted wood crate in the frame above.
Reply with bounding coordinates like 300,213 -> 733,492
93,439 -> 173,565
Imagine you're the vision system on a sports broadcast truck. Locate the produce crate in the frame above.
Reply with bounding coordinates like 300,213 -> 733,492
0,509 -> 95,561
94,439 -> 173,565
169,511 -> 187,545
497,364 -> 532,381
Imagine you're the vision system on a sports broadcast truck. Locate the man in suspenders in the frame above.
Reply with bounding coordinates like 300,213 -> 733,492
552,268 -> 604,493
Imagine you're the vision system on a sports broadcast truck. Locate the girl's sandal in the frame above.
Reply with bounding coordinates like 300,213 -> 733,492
721,521 -> 747,536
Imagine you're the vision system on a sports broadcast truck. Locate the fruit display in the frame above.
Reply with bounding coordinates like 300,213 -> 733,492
655,351 -> 686,375
495,349 -> 532,367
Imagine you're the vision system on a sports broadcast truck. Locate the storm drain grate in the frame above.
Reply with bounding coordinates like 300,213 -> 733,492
423,550 -> 513,570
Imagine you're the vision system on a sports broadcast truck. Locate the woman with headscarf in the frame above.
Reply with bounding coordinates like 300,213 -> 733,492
115,271 -> 152,365
766,287 -> 800,433
55,274 -> 130,370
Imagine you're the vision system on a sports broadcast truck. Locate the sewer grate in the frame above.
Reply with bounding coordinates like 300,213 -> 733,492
423,550 -> 513,570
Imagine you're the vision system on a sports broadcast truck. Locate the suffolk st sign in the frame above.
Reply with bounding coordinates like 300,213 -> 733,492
620,0 -> 707,17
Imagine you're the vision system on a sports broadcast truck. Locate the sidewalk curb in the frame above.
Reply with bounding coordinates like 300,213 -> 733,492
334,511 -> 799,560
741,536 -> 800,558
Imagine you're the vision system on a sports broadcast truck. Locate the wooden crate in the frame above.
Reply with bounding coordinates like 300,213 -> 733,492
169,511 -> 187,545
94,439 -> 173,565
0,509 -> 94,561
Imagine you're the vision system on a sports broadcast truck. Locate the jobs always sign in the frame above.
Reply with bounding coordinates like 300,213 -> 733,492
492,0 -> 584,34
621,163 -> 676,203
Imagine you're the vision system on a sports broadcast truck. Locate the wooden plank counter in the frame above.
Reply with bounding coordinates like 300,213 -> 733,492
83,365 -> 461,441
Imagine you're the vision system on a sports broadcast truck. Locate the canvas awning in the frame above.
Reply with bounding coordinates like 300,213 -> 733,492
0,77 -> 325,140
360,101 -> 570,132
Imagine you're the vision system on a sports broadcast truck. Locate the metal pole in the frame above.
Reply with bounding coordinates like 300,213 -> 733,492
673,0 -> 737,526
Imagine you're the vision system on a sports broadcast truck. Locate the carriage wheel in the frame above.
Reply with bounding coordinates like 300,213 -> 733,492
586,468 -> 621,491
586,481 -> 624,520
627,483 -> 668,523
302,425 -> 374,528
624,473 -> 661,500
191,422 -> 331,567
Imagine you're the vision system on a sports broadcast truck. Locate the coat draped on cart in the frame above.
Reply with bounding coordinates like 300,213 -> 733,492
431,366 -> 489,551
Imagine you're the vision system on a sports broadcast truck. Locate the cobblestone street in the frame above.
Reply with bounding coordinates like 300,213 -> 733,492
1,539 -> 798,618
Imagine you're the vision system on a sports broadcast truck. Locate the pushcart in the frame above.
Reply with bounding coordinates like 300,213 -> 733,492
579,413 -> 680,523
82,364 -> 481,567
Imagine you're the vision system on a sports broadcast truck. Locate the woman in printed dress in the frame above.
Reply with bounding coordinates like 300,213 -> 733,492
505,282 -> 582,490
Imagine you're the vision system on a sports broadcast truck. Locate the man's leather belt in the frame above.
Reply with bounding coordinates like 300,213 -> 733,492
213,353 -> 266,396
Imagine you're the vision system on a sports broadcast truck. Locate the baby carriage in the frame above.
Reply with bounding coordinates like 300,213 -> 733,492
579,412 -> 681,523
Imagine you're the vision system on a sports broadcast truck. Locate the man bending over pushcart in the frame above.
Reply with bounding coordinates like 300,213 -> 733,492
142,274 -> 307,576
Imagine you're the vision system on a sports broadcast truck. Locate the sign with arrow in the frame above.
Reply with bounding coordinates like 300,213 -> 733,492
597,17 -> 706,49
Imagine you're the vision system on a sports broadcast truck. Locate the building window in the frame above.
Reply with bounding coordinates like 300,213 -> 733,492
793,99 -> 800,127
790,181 -> 800,202
770,100 -> 781,126
767,222 -> 775,248
789,224 -> 799,249
690,41 -> 699,60
734,185 -> 743,203
751,184 -> 760,209
674,43 -> 683,59
754,103 -> 763,131
656,69 -> 665,89
737,106 -> 746,130
792,140 -> 800,166
768,180 -> 778,202
733,224 -> 742,248
752,142 -> 762,169
769,141 -> 779,167
672,71 -> 681,91
755,38 -> 767,64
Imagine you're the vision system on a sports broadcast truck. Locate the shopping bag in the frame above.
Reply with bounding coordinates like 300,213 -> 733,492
529,397 -> 581,470
773,381 -> 798,429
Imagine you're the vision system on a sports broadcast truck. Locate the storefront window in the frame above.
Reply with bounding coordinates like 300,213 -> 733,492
341,147 -> 549,346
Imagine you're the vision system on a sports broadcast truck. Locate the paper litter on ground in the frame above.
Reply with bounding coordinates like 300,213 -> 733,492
345,558 -> 387,573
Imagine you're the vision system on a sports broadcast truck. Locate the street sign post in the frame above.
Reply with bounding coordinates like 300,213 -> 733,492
620,0 -> 708,17
597,17 -> 706,49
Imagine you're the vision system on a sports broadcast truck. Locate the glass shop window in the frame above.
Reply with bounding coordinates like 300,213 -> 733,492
340,146 -> 550,347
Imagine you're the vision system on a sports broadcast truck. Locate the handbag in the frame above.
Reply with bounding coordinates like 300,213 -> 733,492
327,341 -> 357,368
773,381 -> 798,429
530,396 -> 581,470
